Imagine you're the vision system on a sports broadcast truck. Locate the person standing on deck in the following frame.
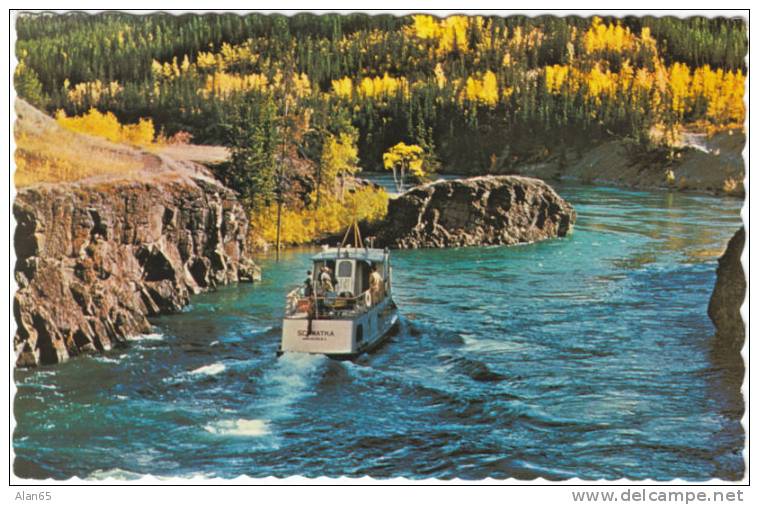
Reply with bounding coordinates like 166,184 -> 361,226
303,271 -> 313,297
319,266 -> 334,293
369,264 -> 383,305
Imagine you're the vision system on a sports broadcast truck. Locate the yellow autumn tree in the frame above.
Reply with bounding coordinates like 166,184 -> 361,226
406,14 -> 476,56
122,118 -> 157,146
668,62 -> 692,120
319,132 -> 360,204
67,80 -> 123,106
55,108 -> 154,146
249,186 -> 388,246
202,72 -> 268,98
382,142 -> 426,192
464,70 -> 499,106
583,16 -> 636,54
363,74 -> 407,99
545,64 -> 570,94
691,65 -> 745,124
433,63 -> 447,88
331,77 -> 353,99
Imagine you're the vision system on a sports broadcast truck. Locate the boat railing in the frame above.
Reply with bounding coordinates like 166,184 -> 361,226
284,286 -> 384,318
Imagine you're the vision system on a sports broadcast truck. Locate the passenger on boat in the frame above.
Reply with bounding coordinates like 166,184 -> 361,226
319,266 -> 334,292
303,271 -> 313,297
369,264 -> 383,305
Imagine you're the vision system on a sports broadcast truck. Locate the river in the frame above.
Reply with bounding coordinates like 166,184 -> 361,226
13,183 -> 744,480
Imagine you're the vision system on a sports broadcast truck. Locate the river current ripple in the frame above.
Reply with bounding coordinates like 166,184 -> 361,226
14,184 -> 744,480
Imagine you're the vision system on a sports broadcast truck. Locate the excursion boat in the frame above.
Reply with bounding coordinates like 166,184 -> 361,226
278,222 -> 399,359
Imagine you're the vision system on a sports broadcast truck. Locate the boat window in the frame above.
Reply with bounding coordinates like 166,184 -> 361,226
356,324 -> 363,343
358,262 -> 371,293
338,260 -> 353,278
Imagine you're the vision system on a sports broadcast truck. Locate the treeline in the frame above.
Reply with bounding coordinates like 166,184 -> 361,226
16,12 -> 747,176
16,13 -> 747,91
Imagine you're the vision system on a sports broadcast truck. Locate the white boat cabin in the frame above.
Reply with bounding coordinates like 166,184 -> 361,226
315,247 -> 388,296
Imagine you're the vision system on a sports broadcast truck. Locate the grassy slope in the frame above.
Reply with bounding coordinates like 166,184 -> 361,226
13,99 -> 231,188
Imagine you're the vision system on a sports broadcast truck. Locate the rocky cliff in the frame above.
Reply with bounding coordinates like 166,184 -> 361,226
708,227 -> 746,350
13,168 -> 260,367
375,175 -> 576,249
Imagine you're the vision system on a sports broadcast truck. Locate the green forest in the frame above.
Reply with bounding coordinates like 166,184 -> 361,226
14,12 -> 747,243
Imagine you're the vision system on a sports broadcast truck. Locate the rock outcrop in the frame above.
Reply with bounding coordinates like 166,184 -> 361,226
708,227 -> 746,350
374,175 -> 575,249
13,171 -> 260,367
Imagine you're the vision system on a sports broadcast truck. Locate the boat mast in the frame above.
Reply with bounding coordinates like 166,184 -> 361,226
338,219 -> 364,256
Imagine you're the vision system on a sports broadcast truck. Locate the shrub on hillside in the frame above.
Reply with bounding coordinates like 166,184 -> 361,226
55,108 -> 155,146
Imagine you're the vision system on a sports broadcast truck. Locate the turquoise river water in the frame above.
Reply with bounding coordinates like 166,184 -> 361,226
14,183 -> 745,480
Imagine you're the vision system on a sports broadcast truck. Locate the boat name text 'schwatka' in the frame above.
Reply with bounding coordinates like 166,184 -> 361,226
278,223 -> 399,358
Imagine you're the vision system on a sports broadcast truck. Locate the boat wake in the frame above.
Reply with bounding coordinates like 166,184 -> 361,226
259,353 -> 328,414
199,354 -> 327,442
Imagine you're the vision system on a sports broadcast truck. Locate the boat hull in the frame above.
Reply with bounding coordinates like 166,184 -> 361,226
278,298 -> 399,359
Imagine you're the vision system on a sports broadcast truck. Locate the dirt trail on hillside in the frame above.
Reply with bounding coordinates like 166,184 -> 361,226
510,129 -> 745,197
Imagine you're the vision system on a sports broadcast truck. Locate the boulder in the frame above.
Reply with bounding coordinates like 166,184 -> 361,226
708,227 -> 746,350
375,175 -> 576,249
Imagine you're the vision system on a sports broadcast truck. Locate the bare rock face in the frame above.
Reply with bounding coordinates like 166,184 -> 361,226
375,176 -> 576,249
708,227 -> 746,350
13,174 -> 260,367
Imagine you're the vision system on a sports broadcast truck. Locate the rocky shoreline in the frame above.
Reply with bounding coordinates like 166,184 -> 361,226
14,168 -> 259,367
440,130 -> 746,198
374,175 -> 576,249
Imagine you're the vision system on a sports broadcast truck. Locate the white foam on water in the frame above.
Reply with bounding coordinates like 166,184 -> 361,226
127,332 -> 165,342
162,361 -> 227,385
341,361 -> 393,385
461,333 -> 531,354
461,334 -> 492,352
24,382 -> 57,391
87,468 -> 145,480
267,353 -> 326,389
204,418 -> 271,437
258,353 -> 328,416
32,370 -> 56,377
189,362 -> 226,376
165,471 -> 216,480
94,355 -> 123,364
516,460 -> 577,479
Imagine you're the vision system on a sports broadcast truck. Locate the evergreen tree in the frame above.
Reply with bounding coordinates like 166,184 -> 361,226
222,95 -> 281,209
